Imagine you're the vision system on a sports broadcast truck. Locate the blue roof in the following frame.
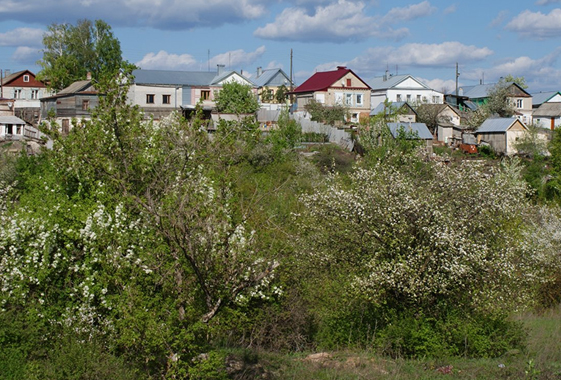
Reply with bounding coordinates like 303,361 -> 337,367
253,69 -> 291,87
457,83 -> 496,99
477,118 -> 526,133
387,122 -> 433,140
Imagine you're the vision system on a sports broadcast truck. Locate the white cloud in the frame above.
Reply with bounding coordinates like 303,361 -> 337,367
0,27 -> 43,47
210,46 -> 266,68
343,42 -> 493,75
382,1 -> 436,23
137,46 -> 266,71
0,0 -> 269,30
254,0 -> 415,42
12,46 -> 41,63
136,51 -> 199,70
505,9 -> 561,39
536,0 -> 561,5
443,4 -> 456,15
421,77 -> 456,94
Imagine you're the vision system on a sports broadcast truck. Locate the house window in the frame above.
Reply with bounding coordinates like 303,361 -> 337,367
201,90 -> 211,100
31,90 -> 39,99
432,96 -> 440,103
346,78 -> 352,87
23,75 -> 29,82
146,94 -> 155,104
14,89 -> 22,99
82,100 -> 90,110
16,125 -> 22,135
351,113 -> 359,122
5,124 -> 13,134
345,93 -> 353,105
163,94 -> 171,104
407,94 -> 412,102
516,99 -> 523,108
396,94 -> 402,102
417,95 -> 421,103
356,93 -> 363,106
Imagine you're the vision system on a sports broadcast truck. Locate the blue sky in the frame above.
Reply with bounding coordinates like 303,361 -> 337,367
1,0 -> 561,93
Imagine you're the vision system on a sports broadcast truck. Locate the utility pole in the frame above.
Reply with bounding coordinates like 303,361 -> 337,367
455,62 -> 460,106
289,49 -> 294,106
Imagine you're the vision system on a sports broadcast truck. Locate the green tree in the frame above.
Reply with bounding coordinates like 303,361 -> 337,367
504,74 -> 528,89
37,19 -> 127,91
275,84 -> 288,103
304,99 -> 348,126
214,81 -> 259,114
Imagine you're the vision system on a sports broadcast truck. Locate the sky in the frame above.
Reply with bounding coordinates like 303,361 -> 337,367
1,0 -> 561,94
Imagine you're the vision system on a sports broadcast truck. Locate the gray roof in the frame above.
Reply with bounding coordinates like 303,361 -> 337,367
253,69 -> 291,88
387,122 -> 433,139
531,91 -> 561,106
132,69 -> 254,87
477,118 -> 526,133
457,83 -> 495,99
133,69 -> 218,86
0,116 -> 26,125
370,101 -> 415,116
367,74 -> 429,91
57,80 -> 95,95
533,102 -> 561,117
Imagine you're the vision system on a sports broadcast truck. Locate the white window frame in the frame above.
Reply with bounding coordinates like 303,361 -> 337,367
356,93 -> 363,106
345,93 -> 353,106
23,74 -> 30,82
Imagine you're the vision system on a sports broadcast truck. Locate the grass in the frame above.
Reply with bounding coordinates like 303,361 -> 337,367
235,305 -> 561,380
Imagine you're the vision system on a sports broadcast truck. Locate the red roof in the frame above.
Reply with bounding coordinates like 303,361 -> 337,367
292,66 -> 370,93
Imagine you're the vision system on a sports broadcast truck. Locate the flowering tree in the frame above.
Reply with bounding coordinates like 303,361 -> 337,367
296,157 -> 549,313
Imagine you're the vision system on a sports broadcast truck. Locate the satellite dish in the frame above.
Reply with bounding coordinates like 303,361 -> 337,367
7,102 -> 13,108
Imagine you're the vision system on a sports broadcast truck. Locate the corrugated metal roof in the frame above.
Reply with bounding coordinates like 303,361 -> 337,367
387,122 -> 432,139
531,91 -> 561,106
292,67 -> 352,93
57,80 -> 95,95
253,69 -> 291,87
133,69 -> 219,86
370,101 -> 412,116
477,118 -> 524,133
533,103 -> 561,117
458,83 -> 495,99
367,74 -> 429,91
0,115 -> 26,124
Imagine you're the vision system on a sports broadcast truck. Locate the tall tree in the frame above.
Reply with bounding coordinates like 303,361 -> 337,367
214,81 -> 259,114
37,19 -> 126,91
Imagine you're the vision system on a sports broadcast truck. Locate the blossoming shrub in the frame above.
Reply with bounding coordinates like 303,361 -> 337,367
295,157 -> 552,357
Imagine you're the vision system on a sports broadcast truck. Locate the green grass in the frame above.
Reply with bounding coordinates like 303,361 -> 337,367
235,305 -> 561,380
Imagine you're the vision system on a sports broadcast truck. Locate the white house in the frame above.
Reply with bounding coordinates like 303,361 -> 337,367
367,73 -> 444,110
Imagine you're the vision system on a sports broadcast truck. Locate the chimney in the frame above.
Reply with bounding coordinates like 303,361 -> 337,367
256,67 -> 262,78
337,66 -> 347,70
86,72 -> 92,80
217,64 -> 225,75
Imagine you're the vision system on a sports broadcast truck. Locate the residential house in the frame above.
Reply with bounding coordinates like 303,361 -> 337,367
414,103 -> 462,144
40,76 -> 99,135
370,101 -> 417,123
129,65 -> 256,120
387,121 -> 433,148
531,91 -> 561,130
475,118 -> 528,155
253,67 -> 292,109
448,82 -> 533,124
0,70 -> 52,126
367,73 -> 444,110
291,66 -> 371,124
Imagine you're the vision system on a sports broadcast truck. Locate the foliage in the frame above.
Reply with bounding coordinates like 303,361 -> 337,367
266,108 -> 302,158
275,84 -> 289,104
514,124 -> 550,158
294,156 -> 556,356
214,81 -> 259,114
304,99 -> 348,126
36,19 -> 129,91
415,104 -> 450,135
504,74 -> 528,89
484,79 -> 517,118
